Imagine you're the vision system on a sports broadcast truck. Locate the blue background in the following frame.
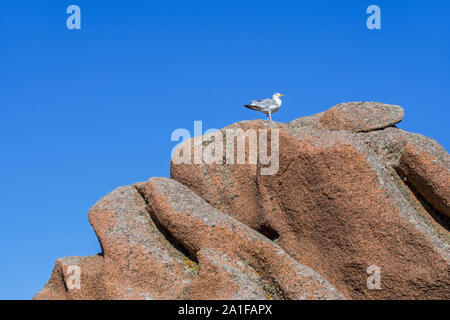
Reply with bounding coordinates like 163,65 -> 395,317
1,1 -> 449,299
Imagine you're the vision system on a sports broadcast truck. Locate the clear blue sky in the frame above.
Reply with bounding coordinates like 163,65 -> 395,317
1,1 -> 449,299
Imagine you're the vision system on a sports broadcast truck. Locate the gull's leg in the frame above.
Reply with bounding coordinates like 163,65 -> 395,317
266,113 -> 269,120
269,111 -> 272,121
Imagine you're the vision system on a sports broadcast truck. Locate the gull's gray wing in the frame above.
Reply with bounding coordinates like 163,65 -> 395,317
251,98 -> 277,110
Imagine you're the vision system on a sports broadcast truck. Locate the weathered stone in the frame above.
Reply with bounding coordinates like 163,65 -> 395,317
256,126 -> 449,299
34,255 -> 105,300
318,102 -> 404,132
170,103 -> 449,299
170,120 -> 284,230
138,177 -> 345,300
361,128 -> 450,218
36,101 -> 449,300
35,179 -> 344,300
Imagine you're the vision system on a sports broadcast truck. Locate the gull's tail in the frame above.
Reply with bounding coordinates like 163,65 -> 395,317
243,104 -> 260,111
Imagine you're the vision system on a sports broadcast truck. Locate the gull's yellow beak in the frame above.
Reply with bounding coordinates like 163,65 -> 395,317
279,94 -> 284,97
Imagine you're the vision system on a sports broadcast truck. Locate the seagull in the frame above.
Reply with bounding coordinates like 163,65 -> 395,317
243,93 -> 284,121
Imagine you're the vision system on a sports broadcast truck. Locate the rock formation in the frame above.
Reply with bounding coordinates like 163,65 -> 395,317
35,102 -> 449,300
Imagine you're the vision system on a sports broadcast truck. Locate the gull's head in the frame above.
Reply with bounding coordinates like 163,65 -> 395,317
273,93 -> 284,99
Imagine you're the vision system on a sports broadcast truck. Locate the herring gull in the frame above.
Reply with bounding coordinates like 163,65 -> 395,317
243,93 -> 284,121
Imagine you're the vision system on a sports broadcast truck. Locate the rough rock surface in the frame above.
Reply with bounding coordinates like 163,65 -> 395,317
361,128 -> 450,218
35,179 -> 343,300
319,102 -> 404,132
36,101 -> 449,300
138,177 -> 343,300
255,127 -> 449,299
